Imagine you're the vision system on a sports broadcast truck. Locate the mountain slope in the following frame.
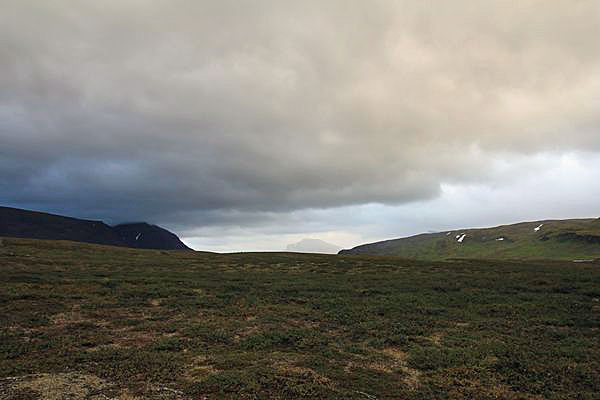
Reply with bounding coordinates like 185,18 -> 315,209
0,206 -> 191,250
0,206 -> 124,246
114,222 -> 191,250
340,218 -> 600,260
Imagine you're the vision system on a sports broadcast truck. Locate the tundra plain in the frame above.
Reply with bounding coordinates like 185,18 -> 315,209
1,238 -> 599,399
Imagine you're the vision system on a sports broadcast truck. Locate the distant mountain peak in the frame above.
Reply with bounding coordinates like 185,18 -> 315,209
286,238 -> 341,254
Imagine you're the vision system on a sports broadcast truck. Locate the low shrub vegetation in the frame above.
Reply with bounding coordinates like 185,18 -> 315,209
1,237 -> 599,398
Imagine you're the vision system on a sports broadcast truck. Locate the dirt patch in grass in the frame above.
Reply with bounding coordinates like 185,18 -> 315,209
343,347 -> 421,390
238,325 -> 261,337
1,373 -> 110,400
86,343 -> 124,353
149,299 -> 163,307
381,347 -> 409,361
382,348 -> 421,390
115,331 -> 158,348
365,360 -> 394,373
429,332 -> 445,345
233,325 -> 261,343
288,319 -> 320,330
49,309 -> 93,326
400,366 -> 421,391
0,373 -> 190,400
444,374 -> 544,400
273,362 -> 332,387
183,355 -> 220,381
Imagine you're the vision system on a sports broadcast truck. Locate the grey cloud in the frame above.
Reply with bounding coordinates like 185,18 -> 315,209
183,153 -> 600,251
2,1 -> 600,228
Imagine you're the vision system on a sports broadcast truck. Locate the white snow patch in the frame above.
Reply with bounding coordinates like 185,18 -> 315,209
534,224 -> 543,232
135,233 -> 141,241
457,234 -> 466,243
446,232 -> 452,236
496,237 -> 505,241
455,234 -> 461,239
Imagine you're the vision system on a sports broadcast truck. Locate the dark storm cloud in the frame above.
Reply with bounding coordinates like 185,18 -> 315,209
2,0 -> 600,228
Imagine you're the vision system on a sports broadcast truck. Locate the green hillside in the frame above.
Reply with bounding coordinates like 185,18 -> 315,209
340,218 -> 600,260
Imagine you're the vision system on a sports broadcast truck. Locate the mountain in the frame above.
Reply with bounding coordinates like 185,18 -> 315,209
286,238 -> 342,254
0,206 -> 191,250
339,218 -> 600,260
113,222 -> 190,250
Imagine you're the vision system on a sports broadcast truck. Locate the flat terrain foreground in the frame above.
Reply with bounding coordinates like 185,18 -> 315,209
1,238 -> 599,399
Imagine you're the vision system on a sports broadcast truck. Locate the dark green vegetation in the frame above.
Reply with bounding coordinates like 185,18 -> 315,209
1,237 -> 599,399
341,218 -> 600,261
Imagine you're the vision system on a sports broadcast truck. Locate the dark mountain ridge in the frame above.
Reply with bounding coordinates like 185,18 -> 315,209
0,206 -> 191,250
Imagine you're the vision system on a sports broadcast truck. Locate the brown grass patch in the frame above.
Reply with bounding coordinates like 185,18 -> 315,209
383,348 -> 421,390
273,363 -> 331,386
445,374 -> 544,400
86,343 -> 124,353
114,331 -> 157,348
429,332 -> 445,345
149,298 -> 162,307
366,361 -> 394,373
49,309 -> 90,326
115,389 -> 142,400
6,373 -> 111,400
382,347 -> 409,361
400,367 -> 421,391
289,319 -> 320,330
233,324 -> 261,343
183,355 -> 219,381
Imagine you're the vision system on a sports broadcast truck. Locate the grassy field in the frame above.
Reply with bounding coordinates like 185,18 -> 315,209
1,237 -> 599,399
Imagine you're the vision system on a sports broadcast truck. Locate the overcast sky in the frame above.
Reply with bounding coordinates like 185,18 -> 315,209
2,1 -> 600,251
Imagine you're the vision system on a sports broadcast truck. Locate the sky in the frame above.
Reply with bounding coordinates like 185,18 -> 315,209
2,1 -> 600,252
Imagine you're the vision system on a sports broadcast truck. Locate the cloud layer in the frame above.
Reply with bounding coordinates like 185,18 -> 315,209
2,1 -> 600,247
